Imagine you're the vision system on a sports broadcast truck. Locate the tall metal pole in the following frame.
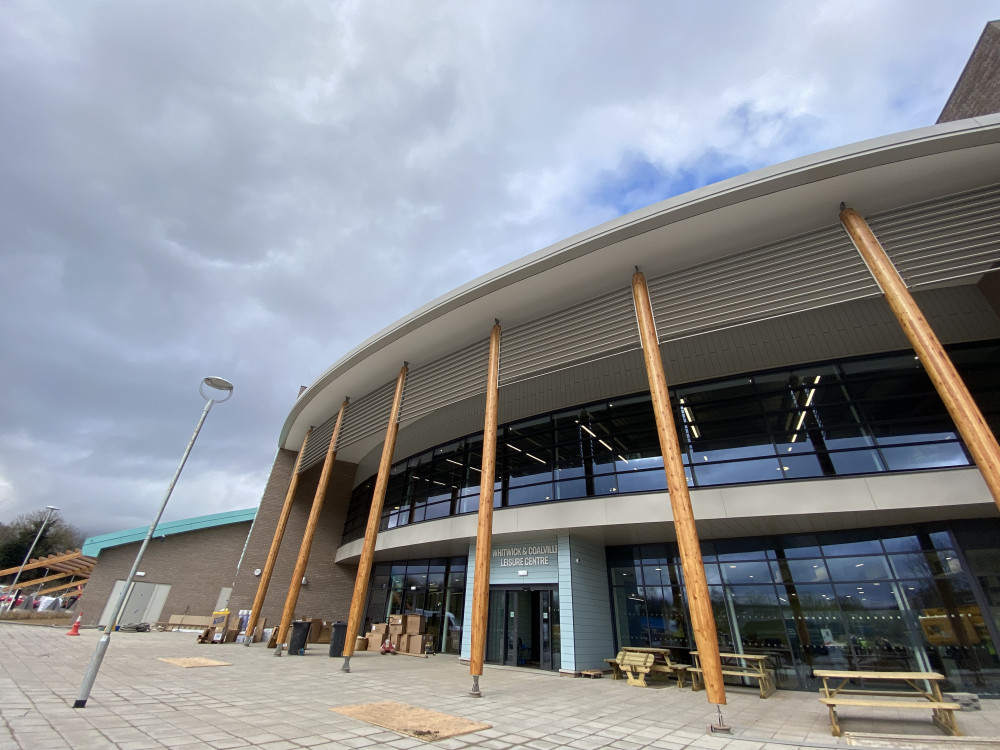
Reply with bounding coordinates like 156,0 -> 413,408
73,377 -> 233,709
0,506 -> 59,616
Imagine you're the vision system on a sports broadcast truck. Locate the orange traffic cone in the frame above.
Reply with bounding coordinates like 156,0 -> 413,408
66,613 -> 82,636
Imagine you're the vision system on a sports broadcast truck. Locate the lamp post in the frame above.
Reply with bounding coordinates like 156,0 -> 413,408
0,505 -> 59,616
73,376 -> 233,709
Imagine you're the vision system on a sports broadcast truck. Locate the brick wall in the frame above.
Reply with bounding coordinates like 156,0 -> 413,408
82,521 -> 252,626
228,448 -> 359,628
938,21 -> 1000,123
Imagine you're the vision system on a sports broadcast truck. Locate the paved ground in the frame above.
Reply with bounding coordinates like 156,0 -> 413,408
1,623 -> 998,750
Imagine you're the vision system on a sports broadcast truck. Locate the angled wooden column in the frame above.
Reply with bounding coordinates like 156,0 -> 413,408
469,321 -> 502,697
632,269 -> 726,706
276,399 -> 350,645
841,206 -> 1000,512
244,428 -> 312,640
341,364 -> 408,671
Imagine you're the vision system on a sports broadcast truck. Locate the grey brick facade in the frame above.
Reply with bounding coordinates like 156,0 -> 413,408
938,21 -> 1000,122
83,521 -> 252,626
227,449 -> 359,629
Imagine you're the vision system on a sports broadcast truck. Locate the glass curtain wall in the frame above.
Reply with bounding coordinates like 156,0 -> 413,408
363,556 -> 467,654
607,521 -> 1000,695
344,341 -> 1000,543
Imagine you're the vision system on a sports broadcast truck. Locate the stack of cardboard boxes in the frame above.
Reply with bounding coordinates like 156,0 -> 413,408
363,614 -> 434,654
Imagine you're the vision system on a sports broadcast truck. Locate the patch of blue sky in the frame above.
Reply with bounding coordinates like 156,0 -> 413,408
588,150 -> 749,217
588,103 -> 822,218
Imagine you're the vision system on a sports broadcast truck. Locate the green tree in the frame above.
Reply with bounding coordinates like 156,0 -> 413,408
0,510 -> 85,584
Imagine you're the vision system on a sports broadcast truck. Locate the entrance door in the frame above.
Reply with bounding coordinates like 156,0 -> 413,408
98,581 -> 171,628
485,587 -> 559,670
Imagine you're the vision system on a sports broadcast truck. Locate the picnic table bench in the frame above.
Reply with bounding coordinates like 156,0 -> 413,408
603,650 -> 656,687
621,647 -> 690,688
814,669 -> 961,737
689,651 -> 776,698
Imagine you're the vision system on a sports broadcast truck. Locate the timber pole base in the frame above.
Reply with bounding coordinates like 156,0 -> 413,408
470,675 -> 481,697
341,656 -> 351,673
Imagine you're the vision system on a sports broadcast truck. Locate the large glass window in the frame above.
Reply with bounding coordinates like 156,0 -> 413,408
343,341 -> 1000,543
607,520 -> 1000,695
365,556 -> 467,655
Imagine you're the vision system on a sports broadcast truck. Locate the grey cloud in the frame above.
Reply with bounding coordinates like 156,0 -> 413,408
0,1 -> 995,535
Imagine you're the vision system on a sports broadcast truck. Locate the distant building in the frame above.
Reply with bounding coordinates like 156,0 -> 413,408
82,509 -> 255,628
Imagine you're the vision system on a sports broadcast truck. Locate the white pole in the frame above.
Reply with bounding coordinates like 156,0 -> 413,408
73,377 -> 232,708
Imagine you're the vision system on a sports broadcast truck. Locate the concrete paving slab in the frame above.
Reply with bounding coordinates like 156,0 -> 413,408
1,624 -> 998,749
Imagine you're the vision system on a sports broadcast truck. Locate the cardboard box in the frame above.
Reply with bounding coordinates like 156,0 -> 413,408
412,634 -> 430,654
211,610 -> 230,631
318,624 -> 332,643
388,614 -> 404,626
389,623 -> 404,639
404,614 -> 426,634
355,636 -> 369,652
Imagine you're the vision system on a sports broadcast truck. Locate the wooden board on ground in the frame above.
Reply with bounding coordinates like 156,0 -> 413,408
267,627 -> 278,649
252,618 -> 266,643
159,614 -> 214,631
158,657 -> 231,668
332,701 -> 490,741
581,670 -> 603,678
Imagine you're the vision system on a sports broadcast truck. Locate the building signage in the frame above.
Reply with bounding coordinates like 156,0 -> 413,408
486,539 -> 560,584
493,543 -> 558,568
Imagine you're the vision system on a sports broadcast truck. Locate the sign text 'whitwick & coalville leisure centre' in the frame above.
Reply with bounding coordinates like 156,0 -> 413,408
493,543 -> 558,567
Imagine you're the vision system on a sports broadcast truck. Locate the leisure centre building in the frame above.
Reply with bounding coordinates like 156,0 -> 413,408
221,110 -> 1000,698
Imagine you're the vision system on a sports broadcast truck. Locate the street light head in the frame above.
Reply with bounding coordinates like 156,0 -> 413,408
203,376 -> 233,392
45,506 -> 60,511
199,376 -> 234,403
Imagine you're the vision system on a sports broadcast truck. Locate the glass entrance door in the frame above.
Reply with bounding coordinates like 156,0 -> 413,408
485,587 -> 560,670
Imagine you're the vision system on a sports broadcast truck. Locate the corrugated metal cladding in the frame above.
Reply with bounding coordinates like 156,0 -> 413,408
647,225 -> 880,342
299,380 -> 397,471
307,184 -> 1000,468
497,288 -> 639,387
399,338 -> 491,424
359,285 -> 1000,480
868,183 -> 1000,288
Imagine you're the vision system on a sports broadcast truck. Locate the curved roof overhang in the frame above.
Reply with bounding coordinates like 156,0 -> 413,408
281,114 -> 1000,452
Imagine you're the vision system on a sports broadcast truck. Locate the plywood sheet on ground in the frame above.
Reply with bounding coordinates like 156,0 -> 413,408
157,657 -> 231,668
332,701 -> 490,741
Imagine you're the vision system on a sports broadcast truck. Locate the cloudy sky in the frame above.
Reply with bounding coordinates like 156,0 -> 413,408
0,2 -> 995,539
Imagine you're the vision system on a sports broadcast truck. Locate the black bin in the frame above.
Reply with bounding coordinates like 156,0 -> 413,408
329,621 -> 348,657
288,620 -> 311,655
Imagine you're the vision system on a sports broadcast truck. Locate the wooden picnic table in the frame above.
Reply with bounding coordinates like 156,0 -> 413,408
621,647 -> 690,687
814,669 -> 961,737
689,651 -> 776,698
